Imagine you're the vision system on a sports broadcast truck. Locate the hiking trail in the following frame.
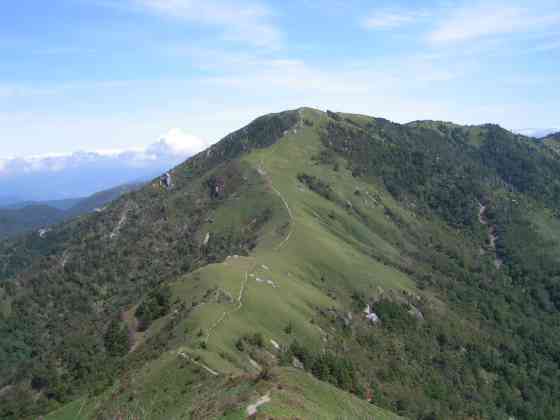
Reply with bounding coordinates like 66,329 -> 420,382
258,160 -> 294,251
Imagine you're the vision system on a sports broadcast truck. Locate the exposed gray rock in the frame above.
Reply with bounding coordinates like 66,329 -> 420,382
408,304 -> 424,321
292,356 -> 304,369
160,172 -> 173,189
364,304 -> 380,323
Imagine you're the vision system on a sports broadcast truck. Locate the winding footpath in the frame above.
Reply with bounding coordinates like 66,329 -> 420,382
247,393 -> 271,417
204,268 -> 251,345
178,351 -> 219,376
258,160 -> 295,251
180,160 -> 295,383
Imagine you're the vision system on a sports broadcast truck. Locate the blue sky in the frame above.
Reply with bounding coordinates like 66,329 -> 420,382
1,0 -> 559,158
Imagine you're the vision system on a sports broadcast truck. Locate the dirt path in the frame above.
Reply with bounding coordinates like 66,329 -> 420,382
204,312 -> 228,343
205,265 -> 252,345
109,201 -> 137,239
185,158 -> 295,373
178,351 -> 219,376
478,202 -> 503,269
60,249 -> 71,268
0,385 -> 12,398
258,160 -> 294,251
247,393 -> 271,416
77,398 -> 87,416
478,203 -> 489,225
488,227 -> 498,250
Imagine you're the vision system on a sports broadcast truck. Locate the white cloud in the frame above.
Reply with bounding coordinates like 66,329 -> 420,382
148,128 -> 210,156
132,0 -> 281,48
94,147 -> 142,156
514,128 -> 559,138
0,130 -> 207,176
361,10 -> 423,30
428,3 -> 560,44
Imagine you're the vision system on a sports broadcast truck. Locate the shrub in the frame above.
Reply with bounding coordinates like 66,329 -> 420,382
284,321 -> 294,335
103,319 -> 130,357
297,173 -> 334,200
373,300 -> 416,331
135,285 -> 172,331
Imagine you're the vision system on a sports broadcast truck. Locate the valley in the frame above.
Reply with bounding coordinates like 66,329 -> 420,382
0,183 -> 143,240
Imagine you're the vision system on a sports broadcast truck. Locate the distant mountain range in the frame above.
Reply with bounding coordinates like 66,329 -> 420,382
0,182 -> 143,239
0,130 -> 208,204
1,197 -> 84,211
543,131 -> 560,141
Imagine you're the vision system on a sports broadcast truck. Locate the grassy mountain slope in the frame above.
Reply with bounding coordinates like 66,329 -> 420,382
44,365 -> 401,420
2,108 -> 560,419
39,109 -> 409,419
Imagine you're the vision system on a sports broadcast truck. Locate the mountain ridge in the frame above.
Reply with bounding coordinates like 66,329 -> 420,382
2,108 -> 560,419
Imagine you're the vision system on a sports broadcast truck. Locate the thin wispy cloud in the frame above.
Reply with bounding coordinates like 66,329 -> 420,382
428,3 -> 560,44
0,80 -> 146,99
131,0 -> 282,48
361,2 -> 560,49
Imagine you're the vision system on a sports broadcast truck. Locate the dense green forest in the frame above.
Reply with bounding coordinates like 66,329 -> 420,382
0,205 -> 66,239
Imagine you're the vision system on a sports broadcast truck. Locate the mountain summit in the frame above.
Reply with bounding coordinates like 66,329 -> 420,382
2,108 -> 560,419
